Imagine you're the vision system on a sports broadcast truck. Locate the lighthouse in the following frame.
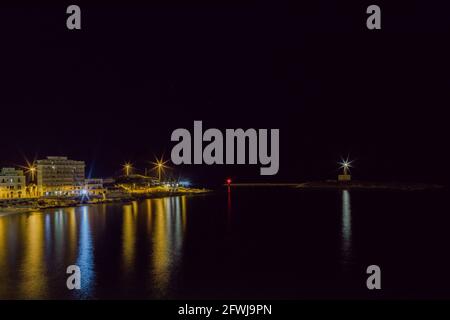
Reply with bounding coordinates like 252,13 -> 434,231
338,157 -> 352,182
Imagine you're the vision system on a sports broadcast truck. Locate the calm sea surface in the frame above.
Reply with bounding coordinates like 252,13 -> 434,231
1,187 -> 449,299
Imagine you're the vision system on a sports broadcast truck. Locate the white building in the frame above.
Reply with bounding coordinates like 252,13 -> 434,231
37,156 -> 85,196
0,168 -> 26,199
84,178 -> 105,196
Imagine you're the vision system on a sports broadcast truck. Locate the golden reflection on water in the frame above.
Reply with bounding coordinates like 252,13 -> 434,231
152,199 -> 169,293
19,212 -> 48,299
0,217 -> 7,296
0,196 -> 188,299
145,199 -> 153,232
151,197 -> 185,297
122,203 -> 137,273
119,197 -> 186,296
181,196 -> 187,233
0,217 -> 6,260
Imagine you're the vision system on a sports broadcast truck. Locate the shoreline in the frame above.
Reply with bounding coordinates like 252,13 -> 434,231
223,181 -> 445,191
0,188 -> 211,217
296,180 -> 445,191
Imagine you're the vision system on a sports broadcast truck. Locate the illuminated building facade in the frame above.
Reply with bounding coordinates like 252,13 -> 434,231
338,173 -> 351,181
36,156 -> 85,196
0,168 -> 26,199
84,178 -> 105,196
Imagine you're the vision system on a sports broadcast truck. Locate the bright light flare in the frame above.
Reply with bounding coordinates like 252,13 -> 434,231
338,156 -> 353,174
20,160 -> 37,182
151,155 -> 170,181
123,162 -> 133,176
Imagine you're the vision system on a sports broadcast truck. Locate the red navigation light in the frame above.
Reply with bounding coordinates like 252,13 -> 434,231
226,178 -> 232,185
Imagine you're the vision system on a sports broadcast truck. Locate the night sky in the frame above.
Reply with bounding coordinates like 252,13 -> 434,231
1,1 -> 449,184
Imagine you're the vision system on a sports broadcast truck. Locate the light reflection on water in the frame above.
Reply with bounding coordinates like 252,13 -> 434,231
76,207 -> 95,298
122,203 -> 136,275
1,189 -> 449,299
0,196 -> 187,299
151,197 -> 185,298
341,190 -> 353,267
20,213 -> 47,299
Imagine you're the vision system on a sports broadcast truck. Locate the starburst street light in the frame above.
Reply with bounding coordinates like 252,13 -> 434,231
338,156 -> 353,175
19,160 -> 37,183
151,155 -> 170,182
27,166 -> 37,182
123,162 -> 133,176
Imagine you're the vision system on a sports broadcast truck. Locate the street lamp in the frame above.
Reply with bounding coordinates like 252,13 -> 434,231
123,162 -> 132,176
151,156 -> 169,182
19,160 -> 37,183
29,166 -> 36,182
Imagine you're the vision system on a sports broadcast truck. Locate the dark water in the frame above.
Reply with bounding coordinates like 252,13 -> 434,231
1,188 -> 450,299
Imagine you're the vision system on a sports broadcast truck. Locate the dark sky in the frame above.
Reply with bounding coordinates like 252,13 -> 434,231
1,1 -> 449,184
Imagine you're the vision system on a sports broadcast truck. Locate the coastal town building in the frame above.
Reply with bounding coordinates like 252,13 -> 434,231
84,178 -> 105,196
115,174 -> 159,192
25,183 -> 38,198
338,173 -> 351,181
0,168 -> 26,199
36,156 -> 85,196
